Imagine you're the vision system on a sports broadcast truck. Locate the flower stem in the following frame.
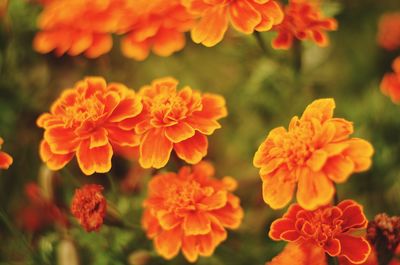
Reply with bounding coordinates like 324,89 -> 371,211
106,172 -> 117,194
333,183 -> 339,205
327,255 -> 339,265
253,31 -> 269,56
293,39 -> 302,73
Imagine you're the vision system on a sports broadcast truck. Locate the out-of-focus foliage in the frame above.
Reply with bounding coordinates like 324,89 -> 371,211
0,0 -> 399,264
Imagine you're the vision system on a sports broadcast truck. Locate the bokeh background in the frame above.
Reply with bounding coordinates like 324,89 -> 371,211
0,0 -> 399,264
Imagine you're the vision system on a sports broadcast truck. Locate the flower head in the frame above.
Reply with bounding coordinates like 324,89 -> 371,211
269,200 -> 371,264
142,161 -> 243,262
377,12 -> 400,51
71,184 -> 107,232
37,77 -> 142,175
272,0 -> 338,49
132,77 -> 227,169
381,57 -> 400,104
253,98 -> 373,210
184,0 -> 283,47
121,0 -> 195,61
0,137 -> 13,169
266,242 -> 327,265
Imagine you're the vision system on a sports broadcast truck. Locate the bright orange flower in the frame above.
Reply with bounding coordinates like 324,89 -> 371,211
37,77 -> 142,175
253,98 -> 373,210
184,0 -> 283,47
272,0 -> 338,49
0,137 -> 12,169
121,0 -> 195,61
142,161 -> 243,262
33,0 -> 129,58
381,57 -> 400,104
269,200 -> 371,264
130,77 -> 227,169
266,242 -> 327,265
71,184 -> 107,232
377,12 -> 400,51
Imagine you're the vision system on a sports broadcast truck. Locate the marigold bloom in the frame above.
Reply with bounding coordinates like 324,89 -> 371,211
266,242 -> 327,265
272,0 -> 338,49
377,12 -> 400,51
184,0 -> 283,47
0,137 -> 12,169
142,161 -> 243,262
253,98 -> 373,210
131,77 -> 227,169
381,57 -> 400,104
71,184 -> 107,232
269,200 -> 371,264
121,0 -> 195,61
37,77 -> 142,175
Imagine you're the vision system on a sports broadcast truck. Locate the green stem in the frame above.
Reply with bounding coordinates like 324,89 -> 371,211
106,172 -> 117,194
253,31 -> 269,56
60,167 -> 81,188
333,183 -> 339,205
293,39 -> 302,74
327,255 -> 339,265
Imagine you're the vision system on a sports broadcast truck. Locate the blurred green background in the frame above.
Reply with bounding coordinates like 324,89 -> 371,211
0,0 -> 399,264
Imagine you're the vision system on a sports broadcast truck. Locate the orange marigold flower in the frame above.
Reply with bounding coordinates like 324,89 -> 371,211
131,77 -> 227,169
142,161 -> 243,262
0,137 -> 12,169
71,184 -> 107,232
380,57 -> 400,104
37,77 -> 142,175
183,0 -> 283,47
269,200 -> 371,264
377,12 -> 400,51
266,242 -> 327,265
121,0 -> 195,61
253,98 -> 373,210
272,0 -> 338,49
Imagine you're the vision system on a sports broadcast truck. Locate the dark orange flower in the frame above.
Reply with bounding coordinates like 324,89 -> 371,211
269,200 -> 371,264
272,0 -> 338,49
37,77 -> 142,175
71,184 -> 107,232
377,12 -> 400,51
381,57 -> 400,104
121,0 -> 195,61
0,137 -> 12,169
130,77 -> 227,169
142,161 -> 243,262
266,242 -> 327,265
253,98 -> 373,210
184,0 -> 283,47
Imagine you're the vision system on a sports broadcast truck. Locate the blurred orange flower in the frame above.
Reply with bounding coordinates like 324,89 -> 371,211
272,0 -> 337,49
266,242 -> 327,265
253,98 -> 373,210
184,0 -> 283,47
0,137 -> 12,169
132,77 -> 227,169
37,77 -> 142,175
269,200 -> 371,264
121,0 -> 195,61
71,184 -> 106,232
33,0 -> 129,58
142,161 -> 243,262
381,57 -> 400,104
377,12 -> 400,51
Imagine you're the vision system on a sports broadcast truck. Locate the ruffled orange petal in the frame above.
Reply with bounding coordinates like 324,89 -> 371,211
182,236 -> 198,262
323,155 -> 355,183
165,122 -> 196,143
272,31 -> 293,49
121,37 -> 150,61
228,0 -> 261,34
139,128 -> 173,169
301,98 -> 335,122
152,28 -> 186,57
0,151 -> 13,169
197,93 -> 227,120
183,212 -> 211,235
174,132 -> 208,164
336,234 -> 371,264
255,0 -> 284,31
44,125 -> 80,154
40,140 -> 73,170
154,226 -> 182,260
261,166 -> 295,209
343,138 -> 374,172
76,139 -> 113,175
84,34 -> 113,58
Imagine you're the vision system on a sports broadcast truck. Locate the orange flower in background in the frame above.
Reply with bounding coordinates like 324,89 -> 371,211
142,161 -> 243,262
0,137 -> 12,169
184,0 -> 283,47
272,0 -> 338,49
266,242 -> 327,265
269,200 -> 371,264
377,12 -> 400,51
380,57 -> 400,104
253,98 -> 373,210
121,0 -> 195,61
37,77 -> 142,175
131,77 -> 227,169
71,184 -> 107,232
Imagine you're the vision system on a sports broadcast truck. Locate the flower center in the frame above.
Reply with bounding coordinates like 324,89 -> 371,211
150,94 -> 189,126
62,94 -> 105,128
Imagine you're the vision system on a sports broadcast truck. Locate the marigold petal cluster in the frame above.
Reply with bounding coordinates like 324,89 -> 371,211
0,137 -> 13,169
381,57 -> 400,104
272,0 -> 338,49
37,77 -> 142,175
71,184 -> 107,232
184,0 -> 283,47
253,98 -> 373,210
377,12 -> 400,51
142,161 -> 243,262
133,77 -> 227,169
269,200 -> 371,264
